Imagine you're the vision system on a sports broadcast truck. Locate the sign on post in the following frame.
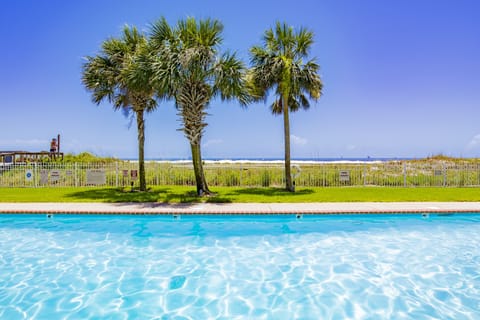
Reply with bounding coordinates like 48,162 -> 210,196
131,170 -> 138,180
40,170 -> 49,185
339,170 -> 350,182
25,170 -> 33,181
86,169 -> 106,185
50,170 -> 61,183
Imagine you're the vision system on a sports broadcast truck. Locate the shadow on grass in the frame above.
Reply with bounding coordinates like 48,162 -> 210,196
66,188 -> 171,203
162,191 -> 232,203
205,196 -> 232,203
163,190 -> 202,203
228,187 -> 315,197
66,187 -> 232,204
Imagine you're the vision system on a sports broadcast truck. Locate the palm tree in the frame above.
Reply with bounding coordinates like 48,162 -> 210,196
249,22 -> 323,192
81,26 -> 157,191
150,17 -> 249,196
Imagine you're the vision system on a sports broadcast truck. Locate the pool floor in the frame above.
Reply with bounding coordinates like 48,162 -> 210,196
1,214 -> 479,319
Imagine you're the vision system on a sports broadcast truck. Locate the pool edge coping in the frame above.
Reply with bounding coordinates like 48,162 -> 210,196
1,202 -> 480,215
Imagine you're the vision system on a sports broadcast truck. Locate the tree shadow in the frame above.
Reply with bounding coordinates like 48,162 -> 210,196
66,187 -> 233,204
65,187 -> 311,204
163,190 -> 201,203
163,191 -> 232,203
229,187 -> 315,197
205,196 -> 232,203
66,187 -> 171,203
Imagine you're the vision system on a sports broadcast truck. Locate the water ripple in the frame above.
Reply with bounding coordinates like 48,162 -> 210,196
1,215 -> 480,318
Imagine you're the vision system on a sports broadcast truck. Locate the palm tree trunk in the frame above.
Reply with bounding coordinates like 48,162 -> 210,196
136,110 -> 147,191
190,142 -> 210,196
283,95 -> 294,192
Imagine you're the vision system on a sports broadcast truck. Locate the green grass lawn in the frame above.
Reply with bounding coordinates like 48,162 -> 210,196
0,186 -> 479,203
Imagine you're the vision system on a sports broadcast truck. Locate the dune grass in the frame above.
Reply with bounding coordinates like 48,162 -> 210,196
0,186 -> 479,203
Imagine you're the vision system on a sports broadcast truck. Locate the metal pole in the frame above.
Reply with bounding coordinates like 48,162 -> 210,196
33,162 -> 37,188
57,133 -> 61,158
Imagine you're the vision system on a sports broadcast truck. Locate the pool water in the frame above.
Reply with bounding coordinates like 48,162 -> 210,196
1,214 -> 479,319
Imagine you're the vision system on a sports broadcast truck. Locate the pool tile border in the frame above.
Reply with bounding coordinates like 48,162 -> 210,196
1,202 -> 480,215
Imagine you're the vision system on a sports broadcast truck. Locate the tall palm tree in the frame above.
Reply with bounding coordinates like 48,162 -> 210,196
150,17 -> 249,196
81,26 -> 157,191
249,22 -> 323,192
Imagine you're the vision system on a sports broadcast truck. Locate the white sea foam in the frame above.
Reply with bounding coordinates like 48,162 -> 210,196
134,159 -> 386,165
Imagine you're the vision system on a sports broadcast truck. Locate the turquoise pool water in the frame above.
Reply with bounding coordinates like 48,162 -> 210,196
1,214 -> 479,319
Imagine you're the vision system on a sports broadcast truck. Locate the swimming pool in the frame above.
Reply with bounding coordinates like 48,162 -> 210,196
1,214 -> 479,319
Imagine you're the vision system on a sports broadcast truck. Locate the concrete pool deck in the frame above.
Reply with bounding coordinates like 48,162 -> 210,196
1,202 -> 480,215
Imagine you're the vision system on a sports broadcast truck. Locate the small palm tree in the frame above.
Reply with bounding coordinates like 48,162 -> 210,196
81,26 -> 157,191
150,17 -> 249,196
249,22 -> 323,191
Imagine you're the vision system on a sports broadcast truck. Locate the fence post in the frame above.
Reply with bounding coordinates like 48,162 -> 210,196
115,161 -> 119,188
443,163 -> 446,187
363,164 -> 367,186
239,164 -> 243,187
323,165 -> 326,187
74,162 -> 78,187
403,162 -> 407,187
34,162 -> 38,188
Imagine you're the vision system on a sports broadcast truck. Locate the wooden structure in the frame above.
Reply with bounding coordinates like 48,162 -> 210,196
0,151 -> 64,164
1,134 -> 64,164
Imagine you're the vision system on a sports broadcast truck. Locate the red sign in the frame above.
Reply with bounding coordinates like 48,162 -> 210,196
130,170 -> 138,180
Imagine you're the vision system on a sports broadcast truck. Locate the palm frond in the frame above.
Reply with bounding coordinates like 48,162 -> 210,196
294,27 -> 314,58
82,25 -> 158,114
249,21 -> 323,113
212,52 -> 250,105
146,16 -> 253,166
149,17 -> 175,49
270,99 -> 282,115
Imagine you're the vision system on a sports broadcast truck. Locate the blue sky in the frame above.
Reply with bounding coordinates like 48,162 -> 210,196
1,0 -> 479,159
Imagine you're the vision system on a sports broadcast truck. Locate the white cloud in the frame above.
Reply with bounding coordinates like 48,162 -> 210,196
203,139 -> 223,148
467,134 -> 480,149
291,134 -> 307,146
